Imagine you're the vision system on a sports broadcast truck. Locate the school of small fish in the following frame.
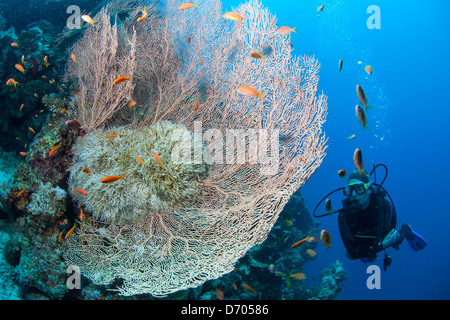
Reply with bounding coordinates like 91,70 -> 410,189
4,3 -> 363,298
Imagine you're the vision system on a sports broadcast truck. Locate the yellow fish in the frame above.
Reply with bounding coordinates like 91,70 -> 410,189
81,15 -> 97,25
236,86 -> 267,100
44,56 -> 50,68
28,127 -> 36,134
137,8 -> 147,22
320,229 -> 332,249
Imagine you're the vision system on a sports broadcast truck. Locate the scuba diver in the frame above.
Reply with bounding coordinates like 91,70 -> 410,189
313,164 -> 427,270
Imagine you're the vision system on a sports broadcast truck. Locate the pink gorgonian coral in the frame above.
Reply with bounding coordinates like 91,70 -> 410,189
64,0 -> 328,297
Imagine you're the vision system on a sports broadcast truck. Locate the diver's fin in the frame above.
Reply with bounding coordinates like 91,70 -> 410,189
400,224 -> 428,251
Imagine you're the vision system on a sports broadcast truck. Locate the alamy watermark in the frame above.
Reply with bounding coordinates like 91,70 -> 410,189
367,5 -> 381,29
66,265 -> 81,289
171,121 -> 280,176
66,5 -> 82,30
366,265 -> 381,289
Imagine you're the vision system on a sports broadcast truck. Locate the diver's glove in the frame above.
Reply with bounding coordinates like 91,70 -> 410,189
400,224 -> 428,251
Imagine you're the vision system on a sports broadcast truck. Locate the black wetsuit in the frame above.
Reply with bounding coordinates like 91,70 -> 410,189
338,186 -> 396,260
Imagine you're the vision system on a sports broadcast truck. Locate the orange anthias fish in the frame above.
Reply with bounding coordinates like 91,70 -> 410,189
49,144 -> 62,157
137,8 -> 147,22
6,78 -> 19,87
65,223 -> 77,239
28,127 -> 36,134
215,288 -> 224,300
353,147 -> 365,175
44,56 -> 50,68
250,51 -> 265,59
320,229 -> 332,249
15,64 -> 25,74
242,283 -> 258,296
17,188 -> 26,197
355,105 -> 368,129
19,151 -> 27,156
79,207 -> 84,222
71,53 -> 77,63
82,167 -> 93,175
153,152 -> 163,165
11,42 -> 19,47
74,188 -> 88,196
291,234 -> 311,249
290,272 -> 306,280
306,249 -> 317,257
337,169 -> 347,179
178,3 -> 198,10
317,5 -> 325,12
107,133 -> 117,138
236,86 -> 267,100
356,84 -> 371,110
193,101 -> 199,110
136,156 -> 144,164
275,26 -> 297,35
100,173 -> 125,183
222,11 -> 243,21
113,76 -> 131,84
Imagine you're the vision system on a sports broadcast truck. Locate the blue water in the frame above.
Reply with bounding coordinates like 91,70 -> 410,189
225,0 -> 450,299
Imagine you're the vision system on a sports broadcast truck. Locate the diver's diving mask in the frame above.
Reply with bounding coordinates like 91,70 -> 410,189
343,182 -> 370,196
